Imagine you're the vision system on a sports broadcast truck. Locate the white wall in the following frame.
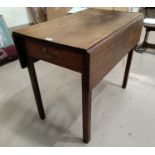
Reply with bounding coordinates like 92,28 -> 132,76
0,7 -> 140,28
129,7 -> 140,12
0,7 -> 31,28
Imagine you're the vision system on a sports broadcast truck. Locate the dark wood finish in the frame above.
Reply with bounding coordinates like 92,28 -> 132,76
88,17 -> 143,89
122,50 -> 134,89
82,52 -> 92,143
12,34 -> 28,68
135,8 -> 155,53
82,80 -> 92,143
46,7 -> 71,20
28,7 -> 47,24
142,8 -> 155,50
142,42 -> 155,49
142,27 -> 155,49
27,57 -> 45,120
24,39 -> 83,72
13,9 -> 142,50
143,28 -> 149,43
12,9 -> 143,143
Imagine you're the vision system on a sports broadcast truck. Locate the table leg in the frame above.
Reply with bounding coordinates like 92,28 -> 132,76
82,75 -> 92,143
122,49 -> 133,89
27,57 -> 45,120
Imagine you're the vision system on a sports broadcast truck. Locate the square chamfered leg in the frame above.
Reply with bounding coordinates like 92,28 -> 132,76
81,59 -> 92,143
82,85 -> 92,143
27,56 -> 46,120
122,49 -> 134,89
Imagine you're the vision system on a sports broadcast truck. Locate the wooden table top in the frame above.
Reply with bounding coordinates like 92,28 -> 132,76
14,9 -> 143,50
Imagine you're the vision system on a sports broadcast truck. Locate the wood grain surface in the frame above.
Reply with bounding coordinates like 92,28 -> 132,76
13,9 -> 143,50
88,17 -> 143,89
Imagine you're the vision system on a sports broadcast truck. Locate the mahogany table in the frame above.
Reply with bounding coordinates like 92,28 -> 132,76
13,9 -> 143,143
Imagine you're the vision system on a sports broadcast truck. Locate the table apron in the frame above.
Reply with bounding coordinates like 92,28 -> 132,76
24,39 -> 84,73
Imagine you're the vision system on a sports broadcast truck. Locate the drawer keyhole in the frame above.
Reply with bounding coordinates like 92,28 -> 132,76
42,48 -> 47,53
42,47 -> 59,59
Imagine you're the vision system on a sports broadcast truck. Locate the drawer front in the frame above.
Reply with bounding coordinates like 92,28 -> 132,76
24,39 -> 83,72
